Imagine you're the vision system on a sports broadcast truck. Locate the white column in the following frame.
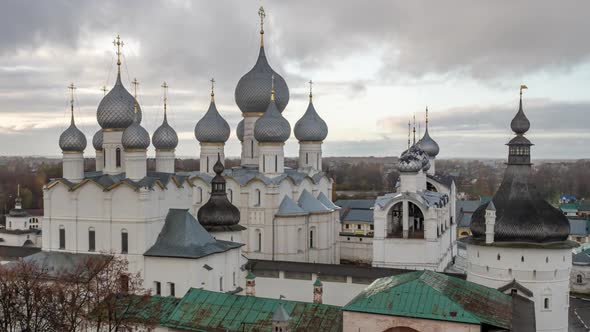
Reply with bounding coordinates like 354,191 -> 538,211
156,150 -> 175,173
103,130 -> 125,175
258,143 -> 284,176
427,157 -> 436,175
402,200 -> 409,238
125,150 -> 147,181
62,152 -> 84,182
298,142 -> 322,171
241,115 -> 260,166
95,150 -> 104,172
200,143 -> 225,175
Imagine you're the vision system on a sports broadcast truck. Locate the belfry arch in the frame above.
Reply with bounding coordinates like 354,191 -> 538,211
386,200 -> 425,239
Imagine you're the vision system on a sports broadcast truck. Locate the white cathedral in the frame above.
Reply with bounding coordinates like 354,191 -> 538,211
41,9 -> 338,297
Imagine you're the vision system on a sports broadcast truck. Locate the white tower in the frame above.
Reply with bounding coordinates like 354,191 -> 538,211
465,86 -> 575,332
153,82 -> 178,173
195,79 -> 230,175
294,80 -> 328,172
59,83 -> 86,182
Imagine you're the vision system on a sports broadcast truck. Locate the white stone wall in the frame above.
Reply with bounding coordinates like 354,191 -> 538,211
298,142 -> 322,171
466,243 -> 572,332
339,235 -> 373,264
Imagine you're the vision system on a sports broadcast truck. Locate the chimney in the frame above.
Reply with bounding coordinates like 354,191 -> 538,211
246,271 -> 256,296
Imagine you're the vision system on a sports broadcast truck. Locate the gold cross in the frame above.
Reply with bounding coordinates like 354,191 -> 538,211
113,34 -> 124,67
161,81 -> 168,112
258,6 -> 266,31
67,83 -> 76,108
308,80 -> 313,98
270,74 -> 275,100
210,78 -> 215,98
132,78 -> 139,98
101,85 -> 108,96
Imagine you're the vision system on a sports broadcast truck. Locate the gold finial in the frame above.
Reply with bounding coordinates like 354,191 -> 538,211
270,74 -> 275,101
520,84 -> 528,97
407,120 -> 411,150
67,83 -> 76,120
101,85 -> 108,96
113,34 -> 124,74
131,78 -> 139,114
308,80 -> 314,100
210,78 -> 215,102
412,114 -> 416,145
161,81 -> 169,116
258,6 -> 266,47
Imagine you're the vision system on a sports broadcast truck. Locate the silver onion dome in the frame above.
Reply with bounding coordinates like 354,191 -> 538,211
419,129 -> 439,157
254,93 -> 291,143
122,112 -> 150,150
294,97 -> 328,142
236,119 -> 244,142
235,45 -> 289,115
153,112 -> 178,150
97,73 -> 142,130
92,129 -> 103,151
510,95 -> 530,135
411,144 -> 430,170
398,152 -> 422,173
59,112 -> 87,152
195,99 -> 230,143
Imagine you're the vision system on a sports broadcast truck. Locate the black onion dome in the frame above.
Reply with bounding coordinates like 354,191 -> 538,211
195,100 -> 230,143
152,112 -> 178,150
122,113 -> 150,150
254,97 -> 291,143
235,46 -> 289,114
92,129 -> 103,151
197,158 -> 243,232
59,113 -> 87,152
236,119 -> 244,142
419,129 -> 439,157
294,99 -> 328,142
510,97 -> 530,135
97,73 -> 142,129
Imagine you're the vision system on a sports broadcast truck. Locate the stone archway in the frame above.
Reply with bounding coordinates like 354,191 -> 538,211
386,200 -> 425,239
383,327 -> 419,332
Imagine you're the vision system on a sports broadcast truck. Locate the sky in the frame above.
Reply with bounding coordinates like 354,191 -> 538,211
1,0 -> 589,159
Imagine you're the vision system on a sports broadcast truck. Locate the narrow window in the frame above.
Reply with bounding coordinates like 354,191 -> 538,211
206,156 -> 209,173
255,189 -> 261,206
521,256 -> 525,262
275,155 -> 278,172
219,277 -> 223,292
577,275 -> 583,283
89,227 -> 96,252
544,298 -> 550,309
345,224 -> 350,229
59,226 -> 66,249
103,153 -> 106,167
228,189 -> 233,203
198,187 -> 203,203
370,225 -> 374,230
357,224 -> 361,230
121,229 -> 128,254
169,282 -> 175,297
497,254 -> 501,261
155,281 -> 161,295
8,221 -> 11,229
120,275 -> 129,293
546,256 -> 549,263
306,153 -> 308,164
233,272 -> 236,286
116,148 -> 121,167
257,231 -> 262,252
310,229 -> 314,248
263,155 -> 266,172
251,141 -> 254,158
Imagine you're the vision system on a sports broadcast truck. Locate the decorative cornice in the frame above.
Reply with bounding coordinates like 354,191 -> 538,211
258,142 -> 285,146
199,142 -> 224,147
103,128 -> 125,132
299,141 -> 323,145
242,112 -> 264,117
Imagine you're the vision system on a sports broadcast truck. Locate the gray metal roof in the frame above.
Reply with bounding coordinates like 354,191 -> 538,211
294,99 -> 328,142
335,199 -> 375,210
298,189 -> 331,213
59,112 -> 87,152
122,113 -> 150,150
97,73 -> 142,129
570,219 -> 589,236
317,192 -> 338,210
195,100 -> 230,143
276,196 -> 309,217
22,251 -> 106,277
272,305 -> 291,322
427,174 -> 454,188
573,251 -> 590,265
510,96 -> 530,135
153,112 -> 178,150
144,209 -> 242,259
47,171 -> 191,192
253,98 -> 291,143
234,46 -> 289,115
341,209 -> 374,224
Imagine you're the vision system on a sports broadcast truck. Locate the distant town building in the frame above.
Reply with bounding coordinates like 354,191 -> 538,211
0,186 -> 42,248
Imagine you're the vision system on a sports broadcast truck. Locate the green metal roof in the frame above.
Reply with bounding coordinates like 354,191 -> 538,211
560,202 -> 580,211
118,295 -> 181,325
343,270 -> 512,329
162,288 -> 342,331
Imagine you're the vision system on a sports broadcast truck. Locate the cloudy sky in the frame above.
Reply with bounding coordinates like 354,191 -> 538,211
1,0 -> 589,159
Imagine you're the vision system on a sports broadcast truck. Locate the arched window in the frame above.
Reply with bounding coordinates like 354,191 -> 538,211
255,230 -> 262,252
59,225 -> 66,249
88,227 -> 96,252
116,148 -> 121,167
546,256 -> 549,263
497,254 -> 501,261
121,229 -> 128,254
233,272 -> 236,286
577,274 -> 583,284
544,298 -> 550,309
254,189 -> 261,206
228,189 -> 233,203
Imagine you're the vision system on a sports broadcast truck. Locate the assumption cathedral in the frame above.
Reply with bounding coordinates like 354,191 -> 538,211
9,6 -> 573,332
